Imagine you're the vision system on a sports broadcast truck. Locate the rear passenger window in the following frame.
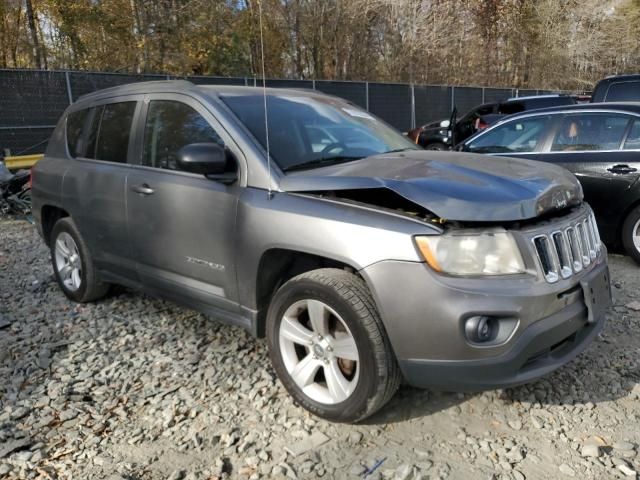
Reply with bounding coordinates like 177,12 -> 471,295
624,120 -> 640,150
142,100 -> 224,171
66,109 -> 89,157
85,102 -> 136,162
551,114 -> 630,152
606,82 -> 640,101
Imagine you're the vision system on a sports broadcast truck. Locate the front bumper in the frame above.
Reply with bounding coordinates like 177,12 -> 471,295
361,252 -> 610,391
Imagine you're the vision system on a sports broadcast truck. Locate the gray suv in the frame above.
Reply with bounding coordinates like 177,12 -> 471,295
32,81 -> 612,422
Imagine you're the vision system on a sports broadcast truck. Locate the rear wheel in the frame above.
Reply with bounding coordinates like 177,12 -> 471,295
425,142 -> 447,151
50,218 -> 110,302
622,205 -> 640,265
266,268 -> 400,423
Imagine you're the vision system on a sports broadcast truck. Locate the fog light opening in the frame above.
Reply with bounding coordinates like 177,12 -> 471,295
465,316 -> 497,344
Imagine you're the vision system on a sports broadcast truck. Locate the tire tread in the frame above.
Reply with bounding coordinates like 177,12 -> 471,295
622,205 -> 640,265
51,218 -> 109,303
282,268 -> 401,422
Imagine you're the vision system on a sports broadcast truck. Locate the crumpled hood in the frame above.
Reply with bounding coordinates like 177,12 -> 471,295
279,151 -> 583,222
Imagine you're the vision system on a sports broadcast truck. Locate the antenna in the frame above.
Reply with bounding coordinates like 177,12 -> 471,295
257,0 -> 272,198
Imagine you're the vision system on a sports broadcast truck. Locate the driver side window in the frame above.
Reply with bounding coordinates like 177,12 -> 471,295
143,100 -> 224,171
467,115 -> 551,154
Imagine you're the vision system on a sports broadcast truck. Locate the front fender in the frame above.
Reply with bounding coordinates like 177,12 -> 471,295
234,188 -> 439,309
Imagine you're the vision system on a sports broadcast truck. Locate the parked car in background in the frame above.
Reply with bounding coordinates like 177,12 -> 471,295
460,102 -> 640,263
408,94 -> 577,149
591,74 -> 640,102
32,81 -> 610,422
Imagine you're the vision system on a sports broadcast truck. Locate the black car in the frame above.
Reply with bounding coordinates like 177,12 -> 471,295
460,102 -> 640,263
410,94 -> 577,149
591,74 -> 640,102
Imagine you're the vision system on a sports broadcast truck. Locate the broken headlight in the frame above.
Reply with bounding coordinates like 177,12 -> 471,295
415,231 -> 525,276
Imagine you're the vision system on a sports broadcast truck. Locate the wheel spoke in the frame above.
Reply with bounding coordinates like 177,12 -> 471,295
325,359 -> 351,403
280,316 -> 314,346
56,239 -> 70,258
330,335 -> 358,361
290,354 -> 321,389
307,299 -> 329,335
59,264 -> 72,279
71,269 -> 81,289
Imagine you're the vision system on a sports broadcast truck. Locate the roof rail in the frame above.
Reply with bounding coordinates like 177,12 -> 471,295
76,79 -> 195,102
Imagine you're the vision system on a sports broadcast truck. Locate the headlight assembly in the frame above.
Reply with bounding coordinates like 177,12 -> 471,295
415,231 -> 525,276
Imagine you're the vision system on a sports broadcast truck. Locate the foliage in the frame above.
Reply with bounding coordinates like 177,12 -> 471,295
0,0 -> 639,89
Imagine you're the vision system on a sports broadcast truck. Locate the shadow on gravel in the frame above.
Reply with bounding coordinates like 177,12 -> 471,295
363,387 -> 470,425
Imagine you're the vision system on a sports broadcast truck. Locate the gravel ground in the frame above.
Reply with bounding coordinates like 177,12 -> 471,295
1,217 -> 639,480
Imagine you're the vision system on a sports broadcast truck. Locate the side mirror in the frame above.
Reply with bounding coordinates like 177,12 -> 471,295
440,120 -> 451,128
177,143 -> 237,183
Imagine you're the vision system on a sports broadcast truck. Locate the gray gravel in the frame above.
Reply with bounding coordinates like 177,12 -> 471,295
1,217 -> 639,480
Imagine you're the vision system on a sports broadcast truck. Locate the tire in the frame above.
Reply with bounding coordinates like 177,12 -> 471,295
622,205 -> 640,265
266,268 -> 401,423
50,217 -> 110,303
425,142 -> 447,151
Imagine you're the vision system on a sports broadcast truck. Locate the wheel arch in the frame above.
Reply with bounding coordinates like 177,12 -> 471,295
41,205 -> 70,246
253,248 -> 367,338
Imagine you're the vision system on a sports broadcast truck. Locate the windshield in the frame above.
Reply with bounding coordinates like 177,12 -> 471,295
220,92 -> 418,171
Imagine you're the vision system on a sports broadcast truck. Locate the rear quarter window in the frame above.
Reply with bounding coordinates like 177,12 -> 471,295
605,81 -> 640,102
66,109 -> 90,158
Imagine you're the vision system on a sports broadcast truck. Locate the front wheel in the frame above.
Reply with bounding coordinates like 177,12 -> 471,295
266,269 -> 400,423
622,205 -> 640,265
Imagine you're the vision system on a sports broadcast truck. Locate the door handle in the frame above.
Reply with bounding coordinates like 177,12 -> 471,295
131,184 -> 155,195
607,164 -> 638,174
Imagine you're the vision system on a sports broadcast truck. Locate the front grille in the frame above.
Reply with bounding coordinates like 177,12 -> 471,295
532,210 -> 602,283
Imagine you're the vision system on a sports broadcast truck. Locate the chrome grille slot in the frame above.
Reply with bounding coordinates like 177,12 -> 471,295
585,216 -> 598,257
590,212 -> 601,250
551,231 -> 573,279
566,227 -> 583,273
531,208 -> 602,283
583,219 -> 596,260
576,222 -> 591,266
533,235 -> 559,283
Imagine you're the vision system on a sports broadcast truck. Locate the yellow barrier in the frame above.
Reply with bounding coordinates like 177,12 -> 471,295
3,154 -> 43,170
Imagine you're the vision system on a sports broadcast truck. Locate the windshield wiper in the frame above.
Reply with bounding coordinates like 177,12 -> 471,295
282,156 -> 363,172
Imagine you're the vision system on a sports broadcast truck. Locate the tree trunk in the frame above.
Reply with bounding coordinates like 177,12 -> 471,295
25,0 -> 44,68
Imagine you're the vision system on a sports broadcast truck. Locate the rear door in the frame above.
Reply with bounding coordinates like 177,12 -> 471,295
63,98 -> 140,281
126,94 -> 242,313
537,112 -> 640,241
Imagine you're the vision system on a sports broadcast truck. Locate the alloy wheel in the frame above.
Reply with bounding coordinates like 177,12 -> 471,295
278,299 -> 360,404
54,232 -> 82,291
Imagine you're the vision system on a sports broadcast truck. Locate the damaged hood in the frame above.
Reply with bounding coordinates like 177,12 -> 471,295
279,151 -> 583,222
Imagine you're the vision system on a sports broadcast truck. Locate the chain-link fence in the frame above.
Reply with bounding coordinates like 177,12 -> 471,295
0,69 -> 560,156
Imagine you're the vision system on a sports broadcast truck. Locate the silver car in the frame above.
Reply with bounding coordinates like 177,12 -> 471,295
32,81 -> 611,422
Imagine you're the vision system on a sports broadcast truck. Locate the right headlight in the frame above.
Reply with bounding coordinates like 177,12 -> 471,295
415,231 -> 525,276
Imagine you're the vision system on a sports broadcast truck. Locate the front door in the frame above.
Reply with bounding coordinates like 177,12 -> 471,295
126,96 -> 241,312
538,113 -> 640,242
